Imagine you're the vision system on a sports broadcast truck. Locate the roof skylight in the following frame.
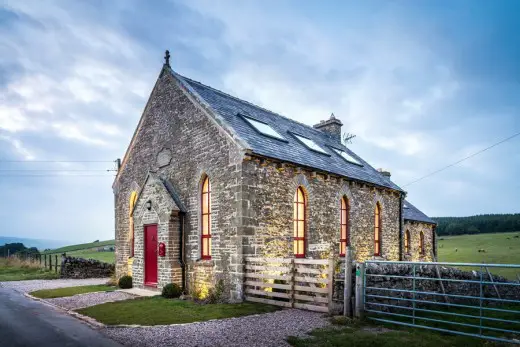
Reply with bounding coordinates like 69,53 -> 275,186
242,115 -> 285,140
292,134 -> 329,154
331,148 -> 363,166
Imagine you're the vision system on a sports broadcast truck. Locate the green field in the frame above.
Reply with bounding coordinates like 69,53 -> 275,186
43,239 -> 115,264
438,232 -> 520,279
0,258 -> 59,281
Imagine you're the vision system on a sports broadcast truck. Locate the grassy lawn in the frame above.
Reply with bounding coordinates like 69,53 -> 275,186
438,232 -> 520,279
288,317 -> 510,347
76,297 -> 279,325
43,239 -> 115,264
30,285 -> 115,299
0,258 -> 59,281
65,250 -> 114,263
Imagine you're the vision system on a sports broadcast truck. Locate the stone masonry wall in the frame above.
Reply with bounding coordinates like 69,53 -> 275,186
131,176 -> 181,289
60,256 -> 114,279
403,221 -> 435,262
241,159 -> 402,262
114,68 -> 244,300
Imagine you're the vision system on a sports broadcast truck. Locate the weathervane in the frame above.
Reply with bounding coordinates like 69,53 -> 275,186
164,50 -> 171,67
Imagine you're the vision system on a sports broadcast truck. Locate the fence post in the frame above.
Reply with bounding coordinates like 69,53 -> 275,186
49,255 -> 52,271
344,247 -> 353,317
55,255 -> 58,273
327,258 -> 335,313
44,254 -> 47,268
354,262 -> 364,318
485,267 -> 501,299
290,258 -> 295,308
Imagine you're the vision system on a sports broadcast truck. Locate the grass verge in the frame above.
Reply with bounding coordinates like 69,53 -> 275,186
76,297 -> 279,325
30,285 -> 116,299
288,317 -> 510,347
0,258 -> 59,281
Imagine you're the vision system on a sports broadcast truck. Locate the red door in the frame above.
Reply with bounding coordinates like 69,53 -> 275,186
144,224 -> 158,286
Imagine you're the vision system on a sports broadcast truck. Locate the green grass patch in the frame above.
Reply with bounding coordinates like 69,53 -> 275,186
42,239 -> 115,264
42,239 -> 115,254
0,258 -> 59,281
76,297 -> 279,325
288,318 -> 509,347
438,232 -> 520,279
30,285 -> 116,299
65,250 -> 115,263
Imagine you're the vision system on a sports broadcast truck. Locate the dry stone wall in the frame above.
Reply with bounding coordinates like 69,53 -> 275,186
60,256 -> 115,279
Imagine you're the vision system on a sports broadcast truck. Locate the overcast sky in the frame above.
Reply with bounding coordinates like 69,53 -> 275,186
0,0 -> 519,244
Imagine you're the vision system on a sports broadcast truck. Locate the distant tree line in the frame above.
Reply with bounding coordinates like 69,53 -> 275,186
434,213 -> 520,236
0,243 -> 39,257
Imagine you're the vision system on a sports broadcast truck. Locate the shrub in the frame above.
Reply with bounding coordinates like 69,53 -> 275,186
162,283 -> 182,298
118,275 -> 132,289
106,273 -> 118,287
206,279 -> 225,304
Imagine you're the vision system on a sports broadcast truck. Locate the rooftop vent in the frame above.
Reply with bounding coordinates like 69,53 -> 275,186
313,113 -> 343,142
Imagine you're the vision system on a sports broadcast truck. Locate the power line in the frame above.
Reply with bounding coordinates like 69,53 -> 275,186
403,130 -> 520,187
0,174 -> 115,177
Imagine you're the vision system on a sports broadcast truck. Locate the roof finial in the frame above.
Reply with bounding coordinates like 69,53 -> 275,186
330,112 -> 336,119
164,50 -> 171,67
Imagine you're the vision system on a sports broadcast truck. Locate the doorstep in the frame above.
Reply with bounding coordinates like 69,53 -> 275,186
118,288 -> 160,297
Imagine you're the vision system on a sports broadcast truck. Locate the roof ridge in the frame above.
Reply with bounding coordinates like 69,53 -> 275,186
177,74 -> 331,138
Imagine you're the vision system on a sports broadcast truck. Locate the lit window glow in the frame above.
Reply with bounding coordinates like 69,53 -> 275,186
331,148 -> 362,165
242,116 -> 285,140
293,134 -> 328,154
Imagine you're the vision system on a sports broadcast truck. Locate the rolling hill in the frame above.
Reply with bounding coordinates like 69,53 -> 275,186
43,239 -> 115,263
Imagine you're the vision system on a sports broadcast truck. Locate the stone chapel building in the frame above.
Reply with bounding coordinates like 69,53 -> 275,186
113,52 -> 437,301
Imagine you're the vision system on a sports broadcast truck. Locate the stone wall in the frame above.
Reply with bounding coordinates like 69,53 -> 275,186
131,175 -> 182,289
241,159 -> 402,262
114,67 -> 244,300
403,221 -> 436,262
60,256 -> 114,279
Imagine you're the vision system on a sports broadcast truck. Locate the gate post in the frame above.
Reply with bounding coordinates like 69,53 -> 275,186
344,247 -> 353,317
354,262 -> 365,318
289,258 -> 295,308
327,258 -> 334,313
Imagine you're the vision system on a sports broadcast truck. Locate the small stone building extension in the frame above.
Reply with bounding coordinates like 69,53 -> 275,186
113,53 -> 437,301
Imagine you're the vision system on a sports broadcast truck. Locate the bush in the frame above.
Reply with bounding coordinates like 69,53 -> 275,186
106,273 -> 118,287
118,275 -> 132,289
162,283 -> 182,298
206,279 -> 225,304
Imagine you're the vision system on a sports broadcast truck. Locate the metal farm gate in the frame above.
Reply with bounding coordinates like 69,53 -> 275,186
363,260 -> 520,344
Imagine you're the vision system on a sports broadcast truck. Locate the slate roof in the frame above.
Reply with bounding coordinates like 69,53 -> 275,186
172,69 -> 403,192
403,200 -> 436,224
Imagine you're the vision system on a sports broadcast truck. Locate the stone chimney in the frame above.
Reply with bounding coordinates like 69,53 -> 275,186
313,113 -> 343,142
377,168 -> 391,178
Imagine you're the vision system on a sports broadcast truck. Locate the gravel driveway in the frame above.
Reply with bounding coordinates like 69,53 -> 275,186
48,291 -> 136,310
103,309 -> 330,347
0,278 -> 109,293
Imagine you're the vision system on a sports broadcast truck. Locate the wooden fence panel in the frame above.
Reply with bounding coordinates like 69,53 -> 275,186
244,257 -> 334,313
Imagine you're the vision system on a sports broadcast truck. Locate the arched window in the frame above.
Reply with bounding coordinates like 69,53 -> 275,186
340,196 -> 349,257
374,202 -> 382,256
404,229 -> 410,254
129,191 -> 138,257
201,176 -> 211,259
293,187 -> 306,258
419,231 -> 425,256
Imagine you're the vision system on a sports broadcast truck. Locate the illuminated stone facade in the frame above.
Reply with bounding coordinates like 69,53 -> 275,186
113,63 -> 436,301
403,220 -> 436,262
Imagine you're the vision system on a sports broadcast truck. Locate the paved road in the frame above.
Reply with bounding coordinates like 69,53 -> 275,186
0,287 -> 122,347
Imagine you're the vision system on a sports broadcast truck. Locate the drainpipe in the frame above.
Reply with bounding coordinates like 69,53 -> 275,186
179,212 -> 187,292
399,194 -> 403,261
